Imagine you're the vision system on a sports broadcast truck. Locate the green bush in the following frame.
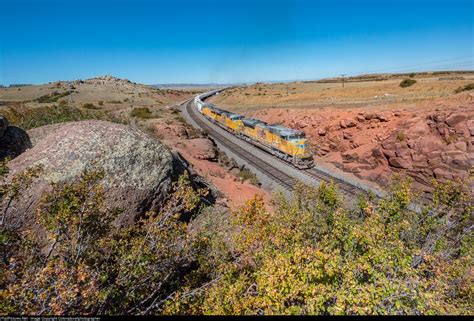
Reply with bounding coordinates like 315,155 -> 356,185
130,107 -> 153,118
35,91 -> 72,103
2,103 -> 127,130
399,79 -> 417,88
238,168 -> 260,186
454,83 -> 474,94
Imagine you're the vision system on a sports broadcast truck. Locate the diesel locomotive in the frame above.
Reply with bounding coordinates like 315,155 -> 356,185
197,100 -> 314,169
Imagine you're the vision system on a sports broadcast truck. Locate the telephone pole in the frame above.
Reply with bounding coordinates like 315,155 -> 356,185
340,74 -> 346,88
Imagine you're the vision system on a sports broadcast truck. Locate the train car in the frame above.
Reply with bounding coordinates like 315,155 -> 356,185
215,109 -> 230,126
201,104 -> 213,119
201,104 -> 220,122
265,125 -> 313,168
240,118 -> 267,142
225,113 -> 244,132
241,122 -> 313,168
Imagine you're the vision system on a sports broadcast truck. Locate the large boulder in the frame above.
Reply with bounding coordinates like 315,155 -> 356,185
339,119 -> 356,129
2,120 -> 193,231
0,116 -> 32,160
445,113 -> 466,127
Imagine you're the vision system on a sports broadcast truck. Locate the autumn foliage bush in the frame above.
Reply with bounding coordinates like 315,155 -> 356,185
0,155 -> 472,315
165,178 -> 473,315
0,163 -> 206,315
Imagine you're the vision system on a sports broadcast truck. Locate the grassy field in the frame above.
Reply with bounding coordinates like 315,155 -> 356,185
209,72 -> 474,113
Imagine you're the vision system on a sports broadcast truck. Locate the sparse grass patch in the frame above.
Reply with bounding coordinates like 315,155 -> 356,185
131,107 -> 153,118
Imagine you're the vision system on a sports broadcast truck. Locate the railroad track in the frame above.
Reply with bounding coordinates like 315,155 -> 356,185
184,99 -> 379,199
303,168 -> 369,199
185,100 -> 298,192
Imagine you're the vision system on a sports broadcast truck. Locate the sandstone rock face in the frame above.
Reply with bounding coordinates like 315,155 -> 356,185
186,138 -> 218,161
3,120 -> 187,231
445,113 -> 466,127
0,117 -> 32,160
250,101 -> 473,200
340,119 -> 356,129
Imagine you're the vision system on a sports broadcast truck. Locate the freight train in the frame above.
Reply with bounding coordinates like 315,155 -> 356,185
194,92 -> 314,169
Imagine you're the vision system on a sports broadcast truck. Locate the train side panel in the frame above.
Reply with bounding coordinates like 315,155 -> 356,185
226,118 -> 242,131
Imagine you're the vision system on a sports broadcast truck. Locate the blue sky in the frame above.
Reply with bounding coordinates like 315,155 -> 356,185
0,0 -> 472,84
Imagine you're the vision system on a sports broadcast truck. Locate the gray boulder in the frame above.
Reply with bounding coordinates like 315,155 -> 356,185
3,120 -> 204,231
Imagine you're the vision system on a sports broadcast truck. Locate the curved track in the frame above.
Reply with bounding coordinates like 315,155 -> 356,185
184,98 -> 382,199
185,100 -> 298,191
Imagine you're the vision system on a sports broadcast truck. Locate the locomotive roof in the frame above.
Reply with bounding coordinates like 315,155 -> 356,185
228,113 -> 244,120
266,124 -> 305,139
242,118 -> 267,128
206,105 -> 231,115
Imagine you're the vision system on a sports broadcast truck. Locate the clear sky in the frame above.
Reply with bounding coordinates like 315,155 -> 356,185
0,0 -> 472,84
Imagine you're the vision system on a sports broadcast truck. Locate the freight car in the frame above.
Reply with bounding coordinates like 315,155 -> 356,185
200,103 -> 314,169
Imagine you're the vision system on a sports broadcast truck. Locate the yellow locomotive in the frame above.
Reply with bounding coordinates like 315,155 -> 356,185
200,104 -> 313,169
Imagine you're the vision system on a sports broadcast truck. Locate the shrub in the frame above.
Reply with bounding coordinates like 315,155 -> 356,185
2,159 -> 472,315
98,101 -> 104,106
1,166 -> 207,315
35,91 -> 72,103
454,83 -> 474,94
399,79 -> 417,88
174,115 -> 186,123
82,103 -> 99,109
2,103 -> 127,130
130,107 -> 153,118
238,168 -> 260,186
396,131 -> 406,142
408,73 -> 415,78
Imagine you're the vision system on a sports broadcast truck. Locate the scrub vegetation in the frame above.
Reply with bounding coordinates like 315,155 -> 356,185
1,156 -> 472,315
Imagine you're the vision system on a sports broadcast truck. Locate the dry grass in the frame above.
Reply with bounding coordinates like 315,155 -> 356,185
209,73 -> 474,113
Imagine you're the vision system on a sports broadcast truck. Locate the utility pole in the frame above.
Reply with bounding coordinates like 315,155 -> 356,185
286,84 -> 289,95
340,74 -> 346,88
